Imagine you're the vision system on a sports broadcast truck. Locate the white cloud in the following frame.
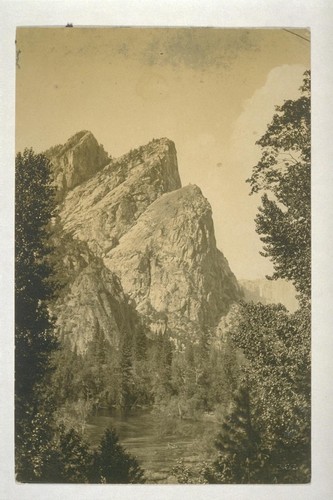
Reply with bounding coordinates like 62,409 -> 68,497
230,64 -> 307,170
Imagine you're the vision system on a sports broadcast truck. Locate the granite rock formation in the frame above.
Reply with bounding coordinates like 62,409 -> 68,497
105,184 -> 240,340
45,130 -> 109,201
48,132 -> 241,351
51,235 -> 138,355
59,137 -> 181,257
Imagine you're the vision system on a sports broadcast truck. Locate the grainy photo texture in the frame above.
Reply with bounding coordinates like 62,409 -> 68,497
15,27 -> 310,484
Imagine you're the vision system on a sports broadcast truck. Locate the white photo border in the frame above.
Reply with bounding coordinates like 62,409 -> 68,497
1,1 -> 333,498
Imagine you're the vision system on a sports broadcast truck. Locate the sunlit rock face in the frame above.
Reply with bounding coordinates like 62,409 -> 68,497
59,137 -> 181,257
45,130 -> 110,200
105,184 -> 241,340
50,132 -> 241,349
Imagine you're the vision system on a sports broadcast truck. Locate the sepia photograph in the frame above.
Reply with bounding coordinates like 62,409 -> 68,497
14,26 -> 311,485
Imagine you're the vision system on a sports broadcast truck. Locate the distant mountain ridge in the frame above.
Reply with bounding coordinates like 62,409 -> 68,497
239,278 -> 299,312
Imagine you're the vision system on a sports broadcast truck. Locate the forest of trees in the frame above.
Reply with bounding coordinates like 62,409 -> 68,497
51,315 -> 239,420
15,70 -> 310,484
15,149 -> 145,483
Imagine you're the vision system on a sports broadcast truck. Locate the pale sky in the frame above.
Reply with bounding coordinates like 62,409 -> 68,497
16,28 -> 310,280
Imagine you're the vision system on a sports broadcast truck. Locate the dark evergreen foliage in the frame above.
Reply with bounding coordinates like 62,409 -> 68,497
15,149 -> 59,480
147,332 -> 174,403
15,149 -> 58,403
203,384 -> 262,484
90,428 -> 145,483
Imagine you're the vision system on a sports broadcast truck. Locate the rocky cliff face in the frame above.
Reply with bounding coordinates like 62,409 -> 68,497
50,132 -> 241,351
105,184 -> 240,340
45,130 -> 109,200
51,235 -> 138,355
59,138 -> 181,257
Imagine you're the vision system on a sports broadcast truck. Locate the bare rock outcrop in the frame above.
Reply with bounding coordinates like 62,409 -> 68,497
59,137 -> 181,256
45,130 -> 109,200
105,184 -> 241,340
52,132 -> 241,349
52,236 -> 138,355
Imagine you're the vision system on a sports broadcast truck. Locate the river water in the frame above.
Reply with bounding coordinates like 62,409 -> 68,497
85,408 -> 218,483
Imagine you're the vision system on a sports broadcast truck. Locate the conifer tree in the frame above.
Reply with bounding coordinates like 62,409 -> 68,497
90,428 -> 145,483
15,149 -> 59,480
118,333 -> 134,411
204,384 -> 261,484
151,332 -> 173,402
15,149 -> 58,405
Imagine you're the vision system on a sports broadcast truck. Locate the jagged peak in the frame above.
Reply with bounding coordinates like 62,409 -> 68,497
50,131 -> 241,352
67,129 -> 92,142
45,130 -> 103,158
45,130 -> 110,199
130,136 -> 175,149
114,137 -> 176,165
149,137 -> 175,147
